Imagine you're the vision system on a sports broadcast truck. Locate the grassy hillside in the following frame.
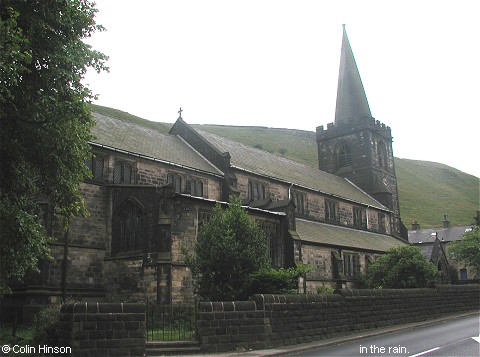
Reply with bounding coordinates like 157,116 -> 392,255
91,105 -> 479,228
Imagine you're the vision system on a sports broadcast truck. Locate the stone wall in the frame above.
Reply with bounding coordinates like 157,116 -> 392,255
58,302 -> 145,357
197,285 -> 480,353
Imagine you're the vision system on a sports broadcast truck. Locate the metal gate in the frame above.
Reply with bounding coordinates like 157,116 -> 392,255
145,300 -> 197,341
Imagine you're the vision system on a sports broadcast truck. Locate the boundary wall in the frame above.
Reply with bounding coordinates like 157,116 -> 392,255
196,285 -> 480,353
58,302 -> 145,357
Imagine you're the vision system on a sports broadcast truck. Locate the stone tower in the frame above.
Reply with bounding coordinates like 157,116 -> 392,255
316,25 -> 405,238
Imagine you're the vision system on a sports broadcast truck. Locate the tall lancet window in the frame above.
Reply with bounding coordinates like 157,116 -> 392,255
377,142 -> 387,169
338,144 -> 352,168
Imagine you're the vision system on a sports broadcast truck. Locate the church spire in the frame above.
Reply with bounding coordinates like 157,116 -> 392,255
335,25 -> 372,125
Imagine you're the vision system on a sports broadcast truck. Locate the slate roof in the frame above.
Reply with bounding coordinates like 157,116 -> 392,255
408,226 -> 474,244
91,113 -> 222,175
197,130 -> 386,209
295,219 -> 406,252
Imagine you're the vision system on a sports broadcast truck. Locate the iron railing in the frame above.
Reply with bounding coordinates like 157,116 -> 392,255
145,300 -> 197,342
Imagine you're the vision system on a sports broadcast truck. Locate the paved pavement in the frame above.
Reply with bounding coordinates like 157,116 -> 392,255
194,311 -> 479,357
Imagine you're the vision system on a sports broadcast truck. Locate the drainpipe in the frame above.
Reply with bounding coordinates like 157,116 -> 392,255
288,182 -> 294,199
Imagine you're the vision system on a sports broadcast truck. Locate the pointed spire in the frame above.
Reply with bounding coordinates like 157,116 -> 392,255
335,25 -> 372,125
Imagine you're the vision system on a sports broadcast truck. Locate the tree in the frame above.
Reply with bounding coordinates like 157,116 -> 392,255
184,196 -> 271,301
365,246 -> 438,289
278,147 -> 287,156
448,227 -> 480,278
0,0 -> 108,295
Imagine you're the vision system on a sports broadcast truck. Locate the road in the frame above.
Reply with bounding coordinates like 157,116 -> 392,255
290,314 -> 479,357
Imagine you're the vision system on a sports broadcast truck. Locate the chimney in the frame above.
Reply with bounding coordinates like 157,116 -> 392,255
411,220 -> 420,231
442,214 -> 450,228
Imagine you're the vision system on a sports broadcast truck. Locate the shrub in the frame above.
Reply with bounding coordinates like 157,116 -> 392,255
316,285 -> 335,295
365,246 -> 438,288
31,304 -> 62,346
245,264 -> 313,296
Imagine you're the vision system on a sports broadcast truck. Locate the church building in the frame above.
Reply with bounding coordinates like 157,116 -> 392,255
5,27 -> 407,318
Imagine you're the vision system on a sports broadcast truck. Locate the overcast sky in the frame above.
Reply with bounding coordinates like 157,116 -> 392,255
84,0 -> 479,178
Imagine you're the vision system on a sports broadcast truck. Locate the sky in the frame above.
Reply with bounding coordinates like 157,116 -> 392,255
84,0 -> 480,178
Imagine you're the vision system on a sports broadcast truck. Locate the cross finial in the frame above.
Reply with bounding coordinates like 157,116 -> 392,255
178,107 -> 183,119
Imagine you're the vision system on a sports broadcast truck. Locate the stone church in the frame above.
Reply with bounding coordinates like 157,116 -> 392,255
6,27 -> 407,316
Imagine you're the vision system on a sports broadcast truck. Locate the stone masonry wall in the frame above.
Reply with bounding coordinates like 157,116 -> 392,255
197,285 -> 480,353
58,302 -> 145,357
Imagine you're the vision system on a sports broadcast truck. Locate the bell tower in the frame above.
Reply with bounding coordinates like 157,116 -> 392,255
316,25 -> 405,238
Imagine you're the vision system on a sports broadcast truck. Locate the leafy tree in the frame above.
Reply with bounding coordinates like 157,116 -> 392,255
278,147 -> 287,156
365,246 -> 438,288
448,227 -> 480,278
184,196 -> 271,301
0,0 -> 108,295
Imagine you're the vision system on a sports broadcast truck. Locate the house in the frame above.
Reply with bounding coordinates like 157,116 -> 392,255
408,215 -> 477,283
3,27 -> 407,321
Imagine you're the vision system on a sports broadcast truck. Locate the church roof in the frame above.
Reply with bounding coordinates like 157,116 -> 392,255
335,25 -> 372,125
295,219 -> 406,252
197,129 -> 387,209
91,112 -> 222,175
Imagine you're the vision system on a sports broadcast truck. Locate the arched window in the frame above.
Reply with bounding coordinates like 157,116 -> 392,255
114,161 -> 132,184
196,180 -> 203,197
293,192 -> 305,215
85,156 -> 104,181
377,141 -> 387,169
167,173 -> 182,193
112,199 -> 143,254
338,144 -> 352,168
187,178 -> 204,197
248,180 -> 266,200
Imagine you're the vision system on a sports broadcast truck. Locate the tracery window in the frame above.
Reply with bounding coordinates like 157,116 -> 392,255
378,213 -> 386,233
85,156 -> 104,181
187,178 -> 204,197
259,221 -> 278,263
343,253 -> 359,277
377,141 -> 387,169
353,207 -> 364,228
338,144 -> 352,168
113,160 -> 132,184
167,173 -> 182,193
112,199 -> 143,254
248,180 -> 266,200
293,192 -> 305,215
325,199 -> 337,222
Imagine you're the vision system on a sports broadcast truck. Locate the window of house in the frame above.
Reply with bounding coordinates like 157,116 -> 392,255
378,213 -> 386,232
325,200 -> 337,222
85,156 -> 104,181
112,199 -> 143,254
167,173 -> 182,193
353,207 -> 363,228
113,160 -> 132,184
248,180 -> 266,200
343,253 -> 359,277
338,144 -> 352,167
293,192 -> 305,215
460,269 -> 467,280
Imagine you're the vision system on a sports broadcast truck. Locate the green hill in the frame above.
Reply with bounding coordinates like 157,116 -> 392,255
91,104 -> 479,228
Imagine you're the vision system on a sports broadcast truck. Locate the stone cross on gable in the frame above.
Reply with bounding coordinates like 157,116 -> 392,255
178,107 -> 183,119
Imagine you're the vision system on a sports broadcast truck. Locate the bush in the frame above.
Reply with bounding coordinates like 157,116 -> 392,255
316,285 -> 335,295
245,264 -> 313,296
184,196 -> 271,301
31,304 -> 62,346
365,246 -> 438,288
